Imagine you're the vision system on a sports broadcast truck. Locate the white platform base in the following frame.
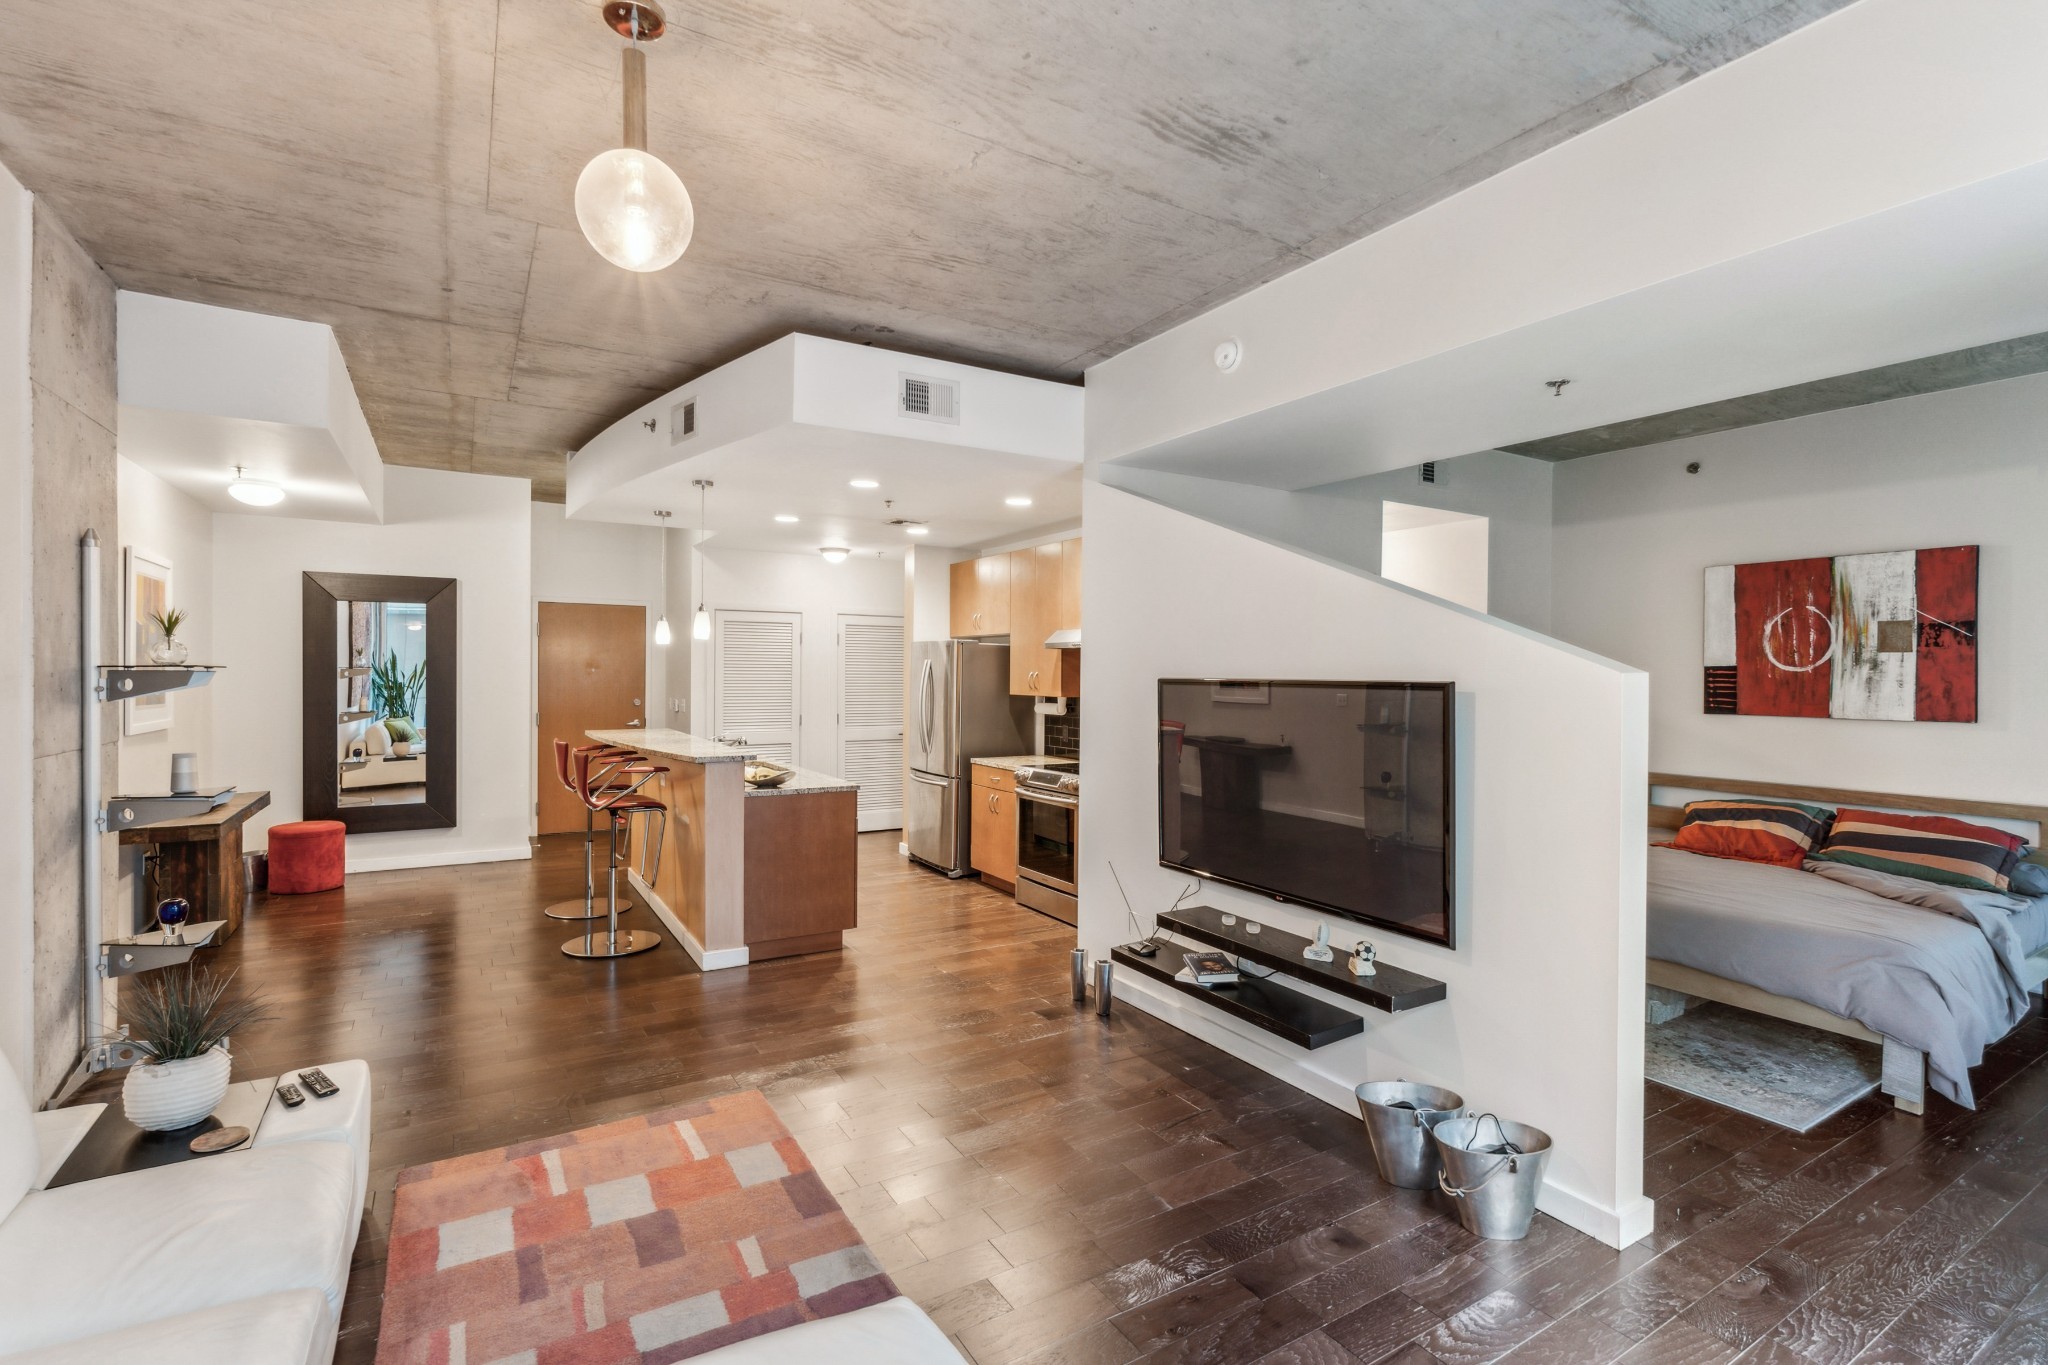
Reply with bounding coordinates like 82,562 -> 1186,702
625,870 -> 750,971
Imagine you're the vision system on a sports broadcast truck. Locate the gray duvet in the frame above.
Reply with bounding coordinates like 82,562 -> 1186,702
1647,846 -> 2036,1107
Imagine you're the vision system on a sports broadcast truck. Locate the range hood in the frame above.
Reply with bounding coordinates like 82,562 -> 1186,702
1044,629 -> 1081,649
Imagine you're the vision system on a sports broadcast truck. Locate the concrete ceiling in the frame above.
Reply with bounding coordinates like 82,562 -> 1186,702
0,0 -> 1855,502
1501,328 -> 2048,460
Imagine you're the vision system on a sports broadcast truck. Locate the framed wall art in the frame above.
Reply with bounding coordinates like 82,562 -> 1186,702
1703,545 -> 1977,722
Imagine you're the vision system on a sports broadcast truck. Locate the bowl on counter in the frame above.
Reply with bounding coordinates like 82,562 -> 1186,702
744,761 -> 794,789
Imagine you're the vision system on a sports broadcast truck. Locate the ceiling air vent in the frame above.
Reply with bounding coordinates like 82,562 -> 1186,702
669,397 -> 697,445
1417,461 -> 1438,486
899,372 -> 960,425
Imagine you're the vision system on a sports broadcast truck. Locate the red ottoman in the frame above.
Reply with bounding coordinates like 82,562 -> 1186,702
268,820 -> 346,894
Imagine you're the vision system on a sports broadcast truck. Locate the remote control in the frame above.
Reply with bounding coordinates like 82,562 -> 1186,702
299,1069 -> 339,1099
276,1083 -> 306,1108
1129,941 -> 1160,958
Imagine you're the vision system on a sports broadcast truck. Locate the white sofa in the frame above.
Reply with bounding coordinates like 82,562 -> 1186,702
0,1052 -> 372,1365
694,1296 -> 965,1364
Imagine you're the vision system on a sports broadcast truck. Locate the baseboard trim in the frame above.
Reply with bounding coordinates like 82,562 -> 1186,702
345,845 -> 532,874
625,870 -> 750,971
1112,974 -> 1652,1249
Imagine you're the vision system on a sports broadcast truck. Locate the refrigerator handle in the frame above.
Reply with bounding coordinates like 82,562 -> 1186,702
918,658 -> 935,753
909,769 -> 950,787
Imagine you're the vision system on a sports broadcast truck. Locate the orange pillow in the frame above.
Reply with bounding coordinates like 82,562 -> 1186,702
1668,799 -> 1834,868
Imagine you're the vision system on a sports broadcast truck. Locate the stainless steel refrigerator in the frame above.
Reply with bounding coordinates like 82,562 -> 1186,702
906,640 -> 1034,876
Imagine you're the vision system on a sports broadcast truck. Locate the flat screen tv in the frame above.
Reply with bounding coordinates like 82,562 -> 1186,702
1158,679 -> 1455,948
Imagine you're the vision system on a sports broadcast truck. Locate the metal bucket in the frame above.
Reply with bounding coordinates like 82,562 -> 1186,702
1355,1080 -> 1464,1189
1431,1115 -> 1552,1240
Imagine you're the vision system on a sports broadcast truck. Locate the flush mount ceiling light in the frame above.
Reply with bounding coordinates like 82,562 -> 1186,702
652,509 -> 674,645
1004,495 -> 1033,508
820,546 -> 851,564
773,513 -> 799,523
227,466 -> 284,506
848,478 -> 879,490
905,525 -> 929,536
407,620 -> 422,631
576,2 -> 694,273
692,480 -> 713,641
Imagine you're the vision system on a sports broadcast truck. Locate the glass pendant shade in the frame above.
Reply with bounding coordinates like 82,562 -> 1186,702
654,614 -> 673,646
692,607 -> 711,641
577,148 -> 693,272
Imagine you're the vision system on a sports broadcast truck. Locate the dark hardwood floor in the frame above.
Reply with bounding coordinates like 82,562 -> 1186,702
95,833 -> 2048,1364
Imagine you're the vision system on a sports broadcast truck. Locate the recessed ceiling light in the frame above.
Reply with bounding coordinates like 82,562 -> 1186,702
820,546 -> 851,563
905,525 -> 929,536
849,478 -> 879,490
774,514 -> 799,523
1004,496 -> 1033,508
228,466 -> 285,506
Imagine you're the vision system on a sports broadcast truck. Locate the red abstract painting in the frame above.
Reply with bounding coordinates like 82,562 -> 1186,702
1731,557 -> 1832,718
1704,546 -> 1977,723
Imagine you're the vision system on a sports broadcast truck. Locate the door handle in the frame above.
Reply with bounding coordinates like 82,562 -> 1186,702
625,719 -> 643,727
989,792 -> 998,812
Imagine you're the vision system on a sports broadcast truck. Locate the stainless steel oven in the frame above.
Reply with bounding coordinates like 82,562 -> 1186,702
1015,766 -> 1078,926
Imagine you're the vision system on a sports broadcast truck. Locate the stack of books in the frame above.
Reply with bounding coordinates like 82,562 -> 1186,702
1178,950 -> 1239,986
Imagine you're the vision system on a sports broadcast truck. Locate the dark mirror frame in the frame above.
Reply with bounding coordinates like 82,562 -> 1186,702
302,571 -> 458,833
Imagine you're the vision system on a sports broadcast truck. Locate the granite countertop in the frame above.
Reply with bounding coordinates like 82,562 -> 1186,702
746,764 -> 858,797
586,728 -> 755,764
969,755 -> 1072,773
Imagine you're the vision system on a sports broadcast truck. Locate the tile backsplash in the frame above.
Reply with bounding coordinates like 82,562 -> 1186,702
1044,699 -> 1080,759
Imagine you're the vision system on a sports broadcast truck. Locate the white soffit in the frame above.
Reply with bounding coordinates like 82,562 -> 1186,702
117,292 -> 385,521
1089,0 -> 2048,487
1113,157 -> 2048,489
568,334 -> 1084,554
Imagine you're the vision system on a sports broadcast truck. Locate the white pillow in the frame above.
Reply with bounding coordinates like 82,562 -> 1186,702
0,1047 -> 41,1223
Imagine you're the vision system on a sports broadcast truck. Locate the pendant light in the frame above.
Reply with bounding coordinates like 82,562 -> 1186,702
691,479 -> 713,641
652,509 -> 673,646
576,2 -> 694,273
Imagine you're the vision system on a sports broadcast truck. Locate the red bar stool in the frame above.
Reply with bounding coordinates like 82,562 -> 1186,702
564,745 -> 666,960
544,739 -> 639,922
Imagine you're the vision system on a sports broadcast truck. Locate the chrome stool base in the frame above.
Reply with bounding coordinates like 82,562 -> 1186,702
543,893 -> 634,922
561,929 -> 663,959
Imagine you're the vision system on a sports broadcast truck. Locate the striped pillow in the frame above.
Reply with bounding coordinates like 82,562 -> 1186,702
1670,799 -> 1834,868
1815,809 -> 2025,892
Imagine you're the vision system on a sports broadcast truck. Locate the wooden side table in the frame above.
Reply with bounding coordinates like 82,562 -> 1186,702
119,790 -> 271,939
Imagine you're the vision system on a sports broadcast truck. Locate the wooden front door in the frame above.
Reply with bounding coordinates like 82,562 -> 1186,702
537,602 -> 647,835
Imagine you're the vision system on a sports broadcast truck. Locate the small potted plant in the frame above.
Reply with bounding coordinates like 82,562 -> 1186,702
117,964 -> 272,1131
148,606 -> 191,665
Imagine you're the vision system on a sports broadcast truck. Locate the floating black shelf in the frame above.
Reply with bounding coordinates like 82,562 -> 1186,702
1113,944 -> 1363,1049
1159,906 -> 1447,1013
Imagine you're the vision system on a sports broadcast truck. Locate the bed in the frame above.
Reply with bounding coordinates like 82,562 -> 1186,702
1647,773 -> 2048,1114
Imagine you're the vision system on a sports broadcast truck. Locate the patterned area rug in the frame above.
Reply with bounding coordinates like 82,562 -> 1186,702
1647,1002 -> 1881,1132
376,1090 -> 897,1363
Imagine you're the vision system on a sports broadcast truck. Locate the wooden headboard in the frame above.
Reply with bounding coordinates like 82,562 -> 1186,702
1649,772 -> 2048,862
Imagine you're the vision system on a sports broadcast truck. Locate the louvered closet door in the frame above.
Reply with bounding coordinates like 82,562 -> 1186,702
839,614 -> 905,832
712,610 -> 800,767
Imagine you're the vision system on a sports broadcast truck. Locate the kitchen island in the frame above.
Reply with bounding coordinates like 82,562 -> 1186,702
585,729 -> 859,969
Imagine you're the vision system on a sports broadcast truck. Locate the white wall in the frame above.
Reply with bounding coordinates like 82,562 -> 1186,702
1082,481 -> 1651,1248
1553,370 -> 2048,803
690,546 -> 901,779
210,466 -> 534,870
1382,516 -> 1489,615
114,458 -> 217,926
0,158 -> 33,1084
1105,449 -> 1553,631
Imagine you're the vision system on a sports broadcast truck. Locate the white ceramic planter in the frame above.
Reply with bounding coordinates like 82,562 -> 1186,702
122,1045 -> 232,1131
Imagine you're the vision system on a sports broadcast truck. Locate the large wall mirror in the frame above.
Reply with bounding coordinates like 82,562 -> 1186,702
302,572 -> 458,833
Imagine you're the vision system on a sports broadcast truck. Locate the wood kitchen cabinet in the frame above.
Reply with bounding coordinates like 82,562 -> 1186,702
1056,538 -> 1080,631
950,553 -> 1011,637
1008,541 -> 1079,698
969,763 -> 1017,885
